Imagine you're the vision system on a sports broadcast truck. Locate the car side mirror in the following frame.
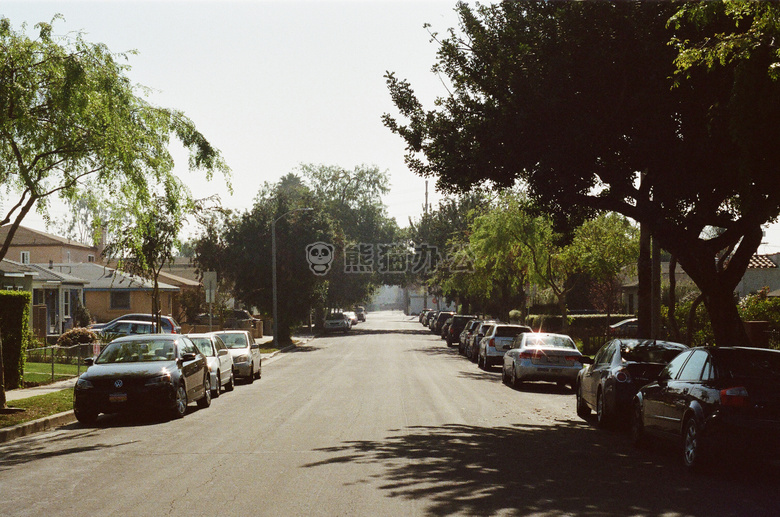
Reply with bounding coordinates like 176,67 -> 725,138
181,352 -> 197,361
251,344 -> 260,350
218,349 -> 229,356
84,357 -> 94,366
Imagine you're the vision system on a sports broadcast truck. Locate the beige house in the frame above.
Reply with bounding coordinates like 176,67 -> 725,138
0,225 -> 99,265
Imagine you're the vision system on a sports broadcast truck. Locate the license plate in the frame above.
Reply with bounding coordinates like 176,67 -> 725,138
109,393 -> 127,403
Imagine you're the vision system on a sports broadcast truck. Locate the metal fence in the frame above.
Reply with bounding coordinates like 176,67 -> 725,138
24,342 -> 104,384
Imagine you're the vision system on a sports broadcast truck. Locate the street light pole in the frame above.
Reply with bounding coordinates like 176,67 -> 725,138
272,207 -> 313,347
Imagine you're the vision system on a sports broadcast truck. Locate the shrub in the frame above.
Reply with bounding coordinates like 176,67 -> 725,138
56,327 -> 99,348
0,290 -> 32,390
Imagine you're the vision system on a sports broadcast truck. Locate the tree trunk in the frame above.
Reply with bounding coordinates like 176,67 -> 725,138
666,255 -> 682,342
702,285 -> 747,345
638,221 -> 651,336
0,334 -> 6,409
558,294 -> 568,332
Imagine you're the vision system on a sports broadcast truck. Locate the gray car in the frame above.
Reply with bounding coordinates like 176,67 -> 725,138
209,330 -> 261,383
188,333 -> 235,397
478,324 -> 532,369
502,332 -> 584,390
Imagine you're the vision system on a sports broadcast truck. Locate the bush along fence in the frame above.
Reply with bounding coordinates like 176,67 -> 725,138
0,290 -> 32,391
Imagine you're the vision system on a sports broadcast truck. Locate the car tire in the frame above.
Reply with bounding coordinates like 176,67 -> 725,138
596,390 -> 610,428
225,372 -> 234,392
171,383 -> 188,419
212,373 -> 221,398
501,366 -> 508,385
74,408 -> 98,425
576,383 -> 591,418
631,400 -> 647,448
510,365 -> 521,389
682,417 -> 705,470
254,361 -> 261,380
197,375 -> 211,409
246,369 -> 254,384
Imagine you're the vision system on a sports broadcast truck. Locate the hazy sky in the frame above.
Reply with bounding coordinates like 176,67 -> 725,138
3,1 -> 780,253
1,0 -> 459,237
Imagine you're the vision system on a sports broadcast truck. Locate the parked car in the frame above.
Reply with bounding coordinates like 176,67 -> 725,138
419,309 -> 432,324
188,333 -> 235,397
631,346 -> 780,470
210,330 -> 261,383
96,320 -> 155,339
502,332 -> 584,390
459,319 -> 482,355
323,312 -> 352,333
478,324 -> 532,369
344,311 -> 359,326
576,338 -> 688,427
432,311 -> 455,335
355,306 -> 366,322
73,334 -> 210,423
426,310 -> 440,329
608,318 -> 638,337
89,313 -> 181,333
445,315 -> 477,346
466,321 -> 496,362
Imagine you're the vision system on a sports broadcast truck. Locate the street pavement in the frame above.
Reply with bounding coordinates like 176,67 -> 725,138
0,311 -> 777,516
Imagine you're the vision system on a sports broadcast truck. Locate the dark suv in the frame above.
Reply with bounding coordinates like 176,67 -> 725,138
445,315 -> 477,346
432,311 -> 454,335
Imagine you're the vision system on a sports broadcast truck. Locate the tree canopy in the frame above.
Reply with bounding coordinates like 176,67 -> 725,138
384,1 -> 780,345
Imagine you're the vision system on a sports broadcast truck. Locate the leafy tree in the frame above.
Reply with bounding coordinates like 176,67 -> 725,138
0,16 -> 229,263
383,1 -> 780,345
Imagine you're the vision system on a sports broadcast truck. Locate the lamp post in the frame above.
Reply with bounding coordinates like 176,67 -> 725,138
272,207 -> 313,347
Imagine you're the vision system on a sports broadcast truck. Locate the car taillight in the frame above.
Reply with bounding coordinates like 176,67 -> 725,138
615,369 -> 631,383
564,355 -> 580,364
720,386 -> 749,407
519,350 -> 534,359
488,338 -> 496,349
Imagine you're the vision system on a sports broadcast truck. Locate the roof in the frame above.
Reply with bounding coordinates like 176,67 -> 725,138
0,259 -> 38,278
27,264 -> 87,285
748,254 -> 778,269
0,225 -> 96,251
157,270 -> 200,288
41,263 -> 178,291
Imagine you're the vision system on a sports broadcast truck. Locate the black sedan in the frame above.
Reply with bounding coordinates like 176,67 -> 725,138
632,346 -> 780,470
73,334 -> 211,423
576,338 -> 688,427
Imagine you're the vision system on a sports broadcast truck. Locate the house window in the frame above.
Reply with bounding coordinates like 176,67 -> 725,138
20,251 -> 30,264
63,289 -> 71,317
34,289 -> 44,305
110,291 -> 131,310
88,255 -> 95,263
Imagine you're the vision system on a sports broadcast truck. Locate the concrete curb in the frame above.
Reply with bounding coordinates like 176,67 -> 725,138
1,339 -> 311,444
0,410 -> 76,444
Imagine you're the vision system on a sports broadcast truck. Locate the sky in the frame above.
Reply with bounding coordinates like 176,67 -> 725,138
3,0 -> 780,253
1,0 -> 458,239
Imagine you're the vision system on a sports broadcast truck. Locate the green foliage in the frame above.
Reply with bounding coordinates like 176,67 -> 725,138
0,290 -> 31,390
72,303 -> 92,328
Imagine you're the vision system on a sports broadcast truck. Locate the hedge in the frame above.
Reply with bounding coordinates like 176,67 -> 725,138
0,290 -> 31,390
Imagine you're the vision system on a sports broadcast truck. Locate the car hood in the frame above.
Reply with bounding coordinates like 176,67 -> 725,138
82,361 -> 178,379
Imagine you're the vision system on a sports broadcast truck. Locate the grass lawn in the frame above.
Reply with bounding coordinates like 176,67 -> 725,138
23,362 -> 82,385
1,389 -> 73,428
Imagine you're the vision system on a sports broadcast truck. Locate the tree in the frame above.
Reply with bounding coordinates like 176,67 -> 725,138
0,16 -> 229,263
384,1 -> 780,345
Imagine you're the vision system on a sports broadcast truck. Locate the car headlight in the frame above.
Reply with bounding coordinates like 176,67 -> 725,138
235,354 -> 249,363
145,372 -> 172,386
75,378 -> 93,390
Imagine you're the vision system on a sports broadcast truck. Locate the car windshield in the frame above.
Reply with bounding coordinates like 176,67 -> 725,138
495,326 -> 529,338
96,340 -> 175,363
214,333 -> 248,349
716,349 -> 780,380
328,313 -> 345,320
524,335 -> 577,349
190,337 -> 215,357
621,342 -> 685,363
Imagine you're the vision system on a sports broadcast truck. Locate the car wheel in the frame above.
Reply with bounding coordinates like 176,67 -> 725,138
246,368 -> 254,384
682,417 -> 705,470
501,365 -> 508,385
225,371 -> 234,392
254,361 -> 261,380
74,408 -> 98,425
630,400 -> 647,448
576,383 -> 591,418
171,383 -> 188,419
510,365 -> 521,389
596,390 -> 610,428
198,375 -> 212,408
212,373 -> 221,398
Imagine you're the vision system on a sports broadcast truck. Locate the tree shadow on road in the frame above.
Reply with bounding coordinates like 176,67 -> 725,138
301,420 -> 780,516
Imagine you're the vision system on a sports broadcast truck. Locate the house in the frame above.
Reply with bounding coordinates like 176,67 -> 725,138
0,225 -> 100,265
44,263 -> 179,324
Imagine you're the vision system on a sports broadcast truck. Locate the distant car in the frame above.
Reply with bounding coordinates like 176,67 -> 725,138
344,311 -> 359,326
478,324 -> 532,369
210,330 -> 261,383
323,312 -> 351,333
419,309 -> 432,324
466,321 -> 499,362
355,306 -> 366,322
89,313 -> 181,333
445,315 -> 477,346
459,319 -> 481,355
432,311 -> 454,335
97,320 -> 155,339
608,318 -> 638,337
576,338 -> 688,427
632,346 -> 780,470
73,334 -> 211,423
502,332 -> 584,390
188,333 -> 235,397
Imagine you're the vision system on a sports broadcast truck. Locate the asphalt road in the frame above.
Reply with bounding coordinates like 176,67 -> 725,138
0,311 -> 777,516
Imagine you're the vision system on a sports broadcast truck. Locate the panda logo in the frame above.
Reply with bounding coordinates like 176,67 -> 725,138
306,242 -> 335,276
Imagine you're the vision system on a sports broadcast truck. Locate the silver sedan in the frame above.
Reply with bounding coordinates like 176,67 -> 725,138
502,332 -> 584,390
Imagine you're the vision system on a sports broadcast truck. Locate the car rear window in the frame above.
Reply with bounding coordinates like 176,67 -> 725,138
621,342 -> 687,364
524,334 -> 577,349
714,349 -> 780,380
495,326 -> 530,338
